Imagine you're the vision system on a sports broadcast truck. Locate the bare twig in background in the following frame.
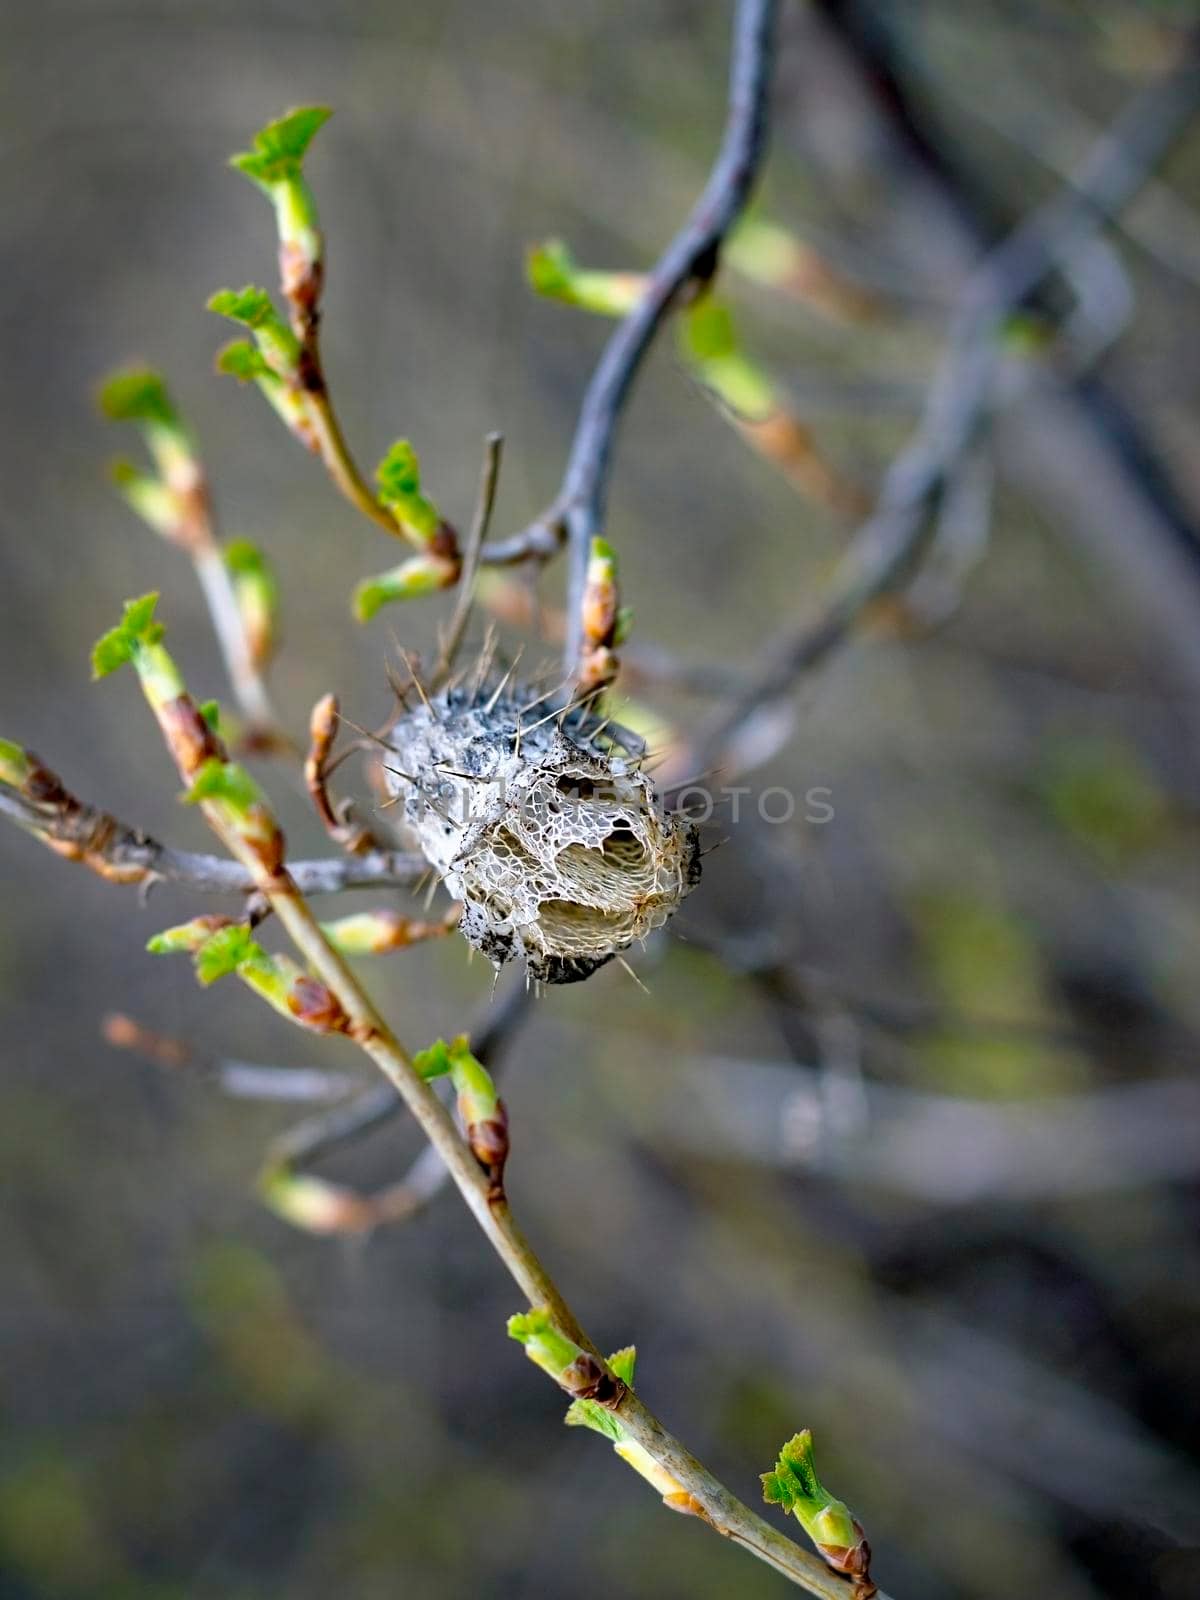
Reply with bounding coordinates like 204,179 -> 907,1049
809,2 -> 1200,708
638,1050 -> 1200,1203
103,1011 -> 359,1101
483,0 -> 781,675
189,524 -> 284,750
688,36 -> 1200,774
909,31 -> 1200,291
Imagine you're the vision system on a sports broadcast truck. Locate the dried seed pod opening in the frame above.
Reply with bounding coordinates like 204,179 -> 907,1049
382,683 -> 700,983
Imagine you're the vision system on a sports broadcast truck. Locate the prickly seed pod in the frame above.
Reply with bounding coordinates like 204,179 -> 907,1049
382,680 -> 701,984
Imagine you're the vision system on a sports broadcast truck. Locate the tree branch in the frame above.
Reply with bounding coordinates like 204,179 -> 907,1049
0,779 -> 425,897
255,973 -> 532,1235
195,771 -> 865,1594
690,35 -> 1200,772
92,603 -> 881,1596
484,0 -> 781,675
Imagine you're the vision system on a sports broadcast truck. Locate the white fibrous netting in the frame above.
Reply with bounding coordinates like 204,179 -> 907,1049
383,688 -> 700,983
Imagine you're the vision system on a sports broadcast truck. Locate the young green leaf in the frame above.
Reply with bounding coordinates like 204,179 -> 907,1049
215,341 -> 314,445
445,1037 -> 501,1129
97,368 -> 176,428
109,458 -> 178,538
230,106 -> 332,189
678,298 -> 775,420
181,756 -> 261,814
564,1398 -> 624,1442
215,340 -> 274,383
207,286 -> 301,372
607,1345 -> 637,1388
374,440 -> 442,542
146,914 -> 235,958
526,239 -> 647,317
761,1429 -> 870,1581
207,285 -> 277,327
90,593 -> 164,680
507,1307 -> 585,1381
352,551 -> 455,620
224,539 -> 270,578
413,1038 -> 454,1081
0,738 -> 32,789
223,540 -> 278,667
98,367 -> 196,484
526,238 -> 578,299
194,923 -> 263,986
230,107 -> 331,299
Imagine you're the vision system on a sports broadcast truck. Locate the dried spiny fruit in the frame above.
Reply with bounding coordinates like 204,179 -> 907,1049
382,682 -> 700,984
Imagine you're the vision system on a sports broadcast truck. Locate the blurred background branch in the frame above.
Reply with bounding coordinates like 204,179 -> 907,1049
688,27 -> 1200,776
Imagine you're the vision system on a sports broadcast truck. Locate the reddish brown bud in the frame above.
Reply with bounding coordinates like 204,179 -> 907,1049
468,1115 -> 509,1174
560,1353 -> 625,1405
307,692 -> 338,755
158,695 -> 224,778
287,976 -> 350,1034
240,806 -> 286,879
279,242 -> 323,331
305,693 -> 340,829
581,587 -> 617,651
23,758 -> 71,808
578,645 -> 619,695
428,520 -> 462,587
816,1522 -> 874,1595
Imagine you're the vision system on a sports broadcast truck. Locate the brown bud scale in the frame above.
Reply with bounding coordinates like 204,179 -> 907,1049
287,976 -> 350,1034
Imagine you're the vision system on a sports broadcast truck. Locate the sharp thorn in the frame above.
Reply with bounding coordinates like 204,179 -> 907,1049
399,650 -> 435,715
616,954 -> 651,995
483,647 -> 524,714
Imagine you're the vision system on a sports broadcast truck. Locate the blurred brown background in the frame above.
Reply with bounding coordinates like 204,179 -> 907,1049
3,2 -> 1200,1597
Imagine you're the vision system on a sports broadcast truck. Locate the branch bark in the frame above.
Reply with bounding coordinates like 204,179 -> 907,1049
484,0 -> 781,676
0,781 -> 425,897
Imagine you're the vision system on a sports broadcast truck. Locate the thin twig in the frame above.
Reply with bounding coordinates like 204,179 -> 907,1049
241,872 -> 884,1594
146,452 -> 286,748
103,1012 -> 359,1102
0,782 -> 424,897
258,972 -> 532,1234
307,382 -> 403,540
279,220 -> 464,576
191,543 -> 284,746
434,432 -> 504,685
304,692 -> 382,854
483,0 -> 780,676
690,37 -> 1200,772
